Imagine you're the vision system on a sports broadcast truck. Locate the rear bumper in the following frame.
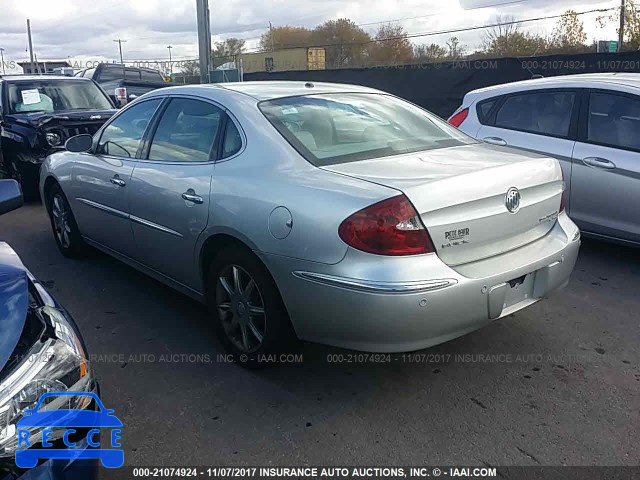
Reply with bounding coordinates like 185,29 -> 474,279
265,213 -> 580,352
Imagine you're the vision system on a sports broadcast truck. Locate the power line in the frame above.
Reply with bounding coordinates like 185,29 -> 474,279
242,7 -> 616,53
236,0 -> 531,45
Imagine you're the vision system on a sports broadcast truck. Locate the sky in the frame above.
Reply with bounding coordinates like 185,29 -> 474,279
0,0 -> 620,73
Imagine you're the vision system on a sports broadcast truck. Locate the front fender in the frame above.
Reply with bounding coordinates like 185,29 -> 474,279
39,151 -> 78,202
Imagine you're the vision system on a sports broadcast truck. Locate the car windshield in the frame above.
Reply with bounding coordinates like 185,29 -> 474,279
7,80 -> 113,114
259,93 -> 476,166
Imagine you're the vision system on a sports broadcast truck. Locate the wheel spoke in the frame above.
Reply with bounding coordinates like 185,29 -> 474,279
232,266 -> 242,294
248,304 -> 265,316
247,319 -> 263,343
242,279 -> 255,298
61,230 -> 70,247
240,324 -> 250,351
218,302 -> 232,312
218,276 -> 235,297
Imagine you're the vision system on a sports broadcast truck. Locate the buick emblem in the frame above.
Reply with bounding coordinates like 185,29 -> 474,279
505,187 -> 521,213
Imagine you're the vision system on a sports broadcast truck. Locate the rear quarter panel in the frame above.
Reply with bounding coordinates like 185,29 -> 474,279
195,95 -> 398,266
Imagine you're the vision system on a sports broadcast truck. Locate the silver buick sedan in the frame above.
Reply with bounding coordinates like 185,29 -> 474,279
40,81 -> 581,361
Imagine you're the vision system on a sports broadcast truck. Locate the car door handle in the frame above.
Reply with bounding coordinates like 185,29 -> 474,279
110,176 -> 126,187
583,157 -> 616,170
482,136 -> 507,146
182,190 -> 204,204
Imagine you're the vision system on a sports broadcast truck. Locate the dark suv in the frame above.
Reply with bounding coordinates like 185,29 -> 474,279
0,76 -> 116,199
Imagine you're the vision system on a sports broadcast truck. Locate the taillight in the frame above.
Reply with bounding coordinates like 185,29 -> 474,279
338,195 -> 435,256
115,87 -> 128,106
448,107 -> 469,128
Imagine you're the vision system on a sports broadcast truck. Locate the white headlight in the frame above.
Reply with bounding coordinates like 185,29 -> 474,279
45,132 -> 62,147
0,307 -> 93,457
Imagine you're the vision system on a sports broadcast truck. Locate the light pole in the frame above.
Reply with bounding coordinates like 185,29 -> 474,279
113,39 -> 126,64
196,0 -> 212,84
618,0 -> 625,52
167,45 -> 173,74
0,48 -> 5,75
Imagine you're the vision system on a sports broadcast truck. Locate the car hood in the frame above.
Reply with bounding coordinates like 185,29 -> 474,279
0,243 -> 29,375
4,109 -> 117,128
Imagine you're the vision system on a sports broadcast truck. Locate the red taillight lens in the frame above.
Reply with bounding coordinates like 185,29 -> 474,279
115,87 -> 127,100
338,195 -> 435,256
448,107 -> 469,128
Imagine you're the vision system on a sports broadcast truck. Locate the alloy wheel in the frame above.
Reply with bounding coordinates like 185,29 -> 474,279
216,264 -> 267,353
52,194 -> 72,249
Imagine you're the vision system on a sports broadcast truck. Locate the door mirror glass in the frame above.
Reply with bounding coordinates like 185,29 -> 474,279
0,180 -> 23,216
65,134 -> 94,153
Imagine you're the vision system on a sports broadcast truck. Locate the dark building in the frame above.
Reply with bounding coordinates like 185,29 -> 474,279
17,60 -> 72,75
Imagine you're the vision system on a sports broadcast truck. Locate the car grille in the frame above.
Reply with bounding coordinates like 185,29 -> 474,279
62,124 -> 102,139
44,123 -> 104,144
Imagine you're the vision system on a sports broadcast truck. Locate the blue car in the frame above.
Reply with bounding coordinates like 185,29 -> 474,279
0,180 -> 102,479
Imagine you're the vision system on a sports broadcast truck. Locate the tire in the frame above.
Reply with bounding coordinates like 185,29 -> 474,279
206,245 -> 297,368
46,183 -> 86,258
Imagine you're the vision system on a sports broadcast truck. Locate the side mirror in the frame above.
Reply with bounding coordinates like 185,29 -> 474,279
0,180 -> 23,216
65,134 -> 93,153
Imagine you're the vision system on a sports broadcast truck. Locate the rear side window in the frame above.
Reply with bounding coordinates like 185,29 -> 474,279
588,92 -> 640,151
98,65 -> 124,83
125,68 -> 142,80
141,70 -> 163,82
148,98 -> 223,162
495,91 -> 575,137
221,120 -> 242,158
477,98 -> 497,124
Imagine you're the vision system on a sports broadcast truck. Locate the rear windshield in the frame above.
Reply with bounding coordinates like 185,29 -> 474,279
7,80 -> 113,114
259,93 -> 475,166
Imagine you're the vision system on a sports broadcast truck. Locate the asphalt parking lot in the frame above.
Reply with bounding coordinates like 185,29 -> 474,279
1,202 -> 638,469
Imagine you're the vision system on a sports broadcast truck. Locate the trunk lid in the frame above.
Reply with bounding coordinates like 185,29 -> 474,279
323,144 -> 564,267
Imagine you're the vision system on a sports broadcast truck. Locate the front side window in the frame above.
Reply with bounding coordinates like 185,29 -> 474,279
7,80 -> 113,113
495,91 -> 575,137
588,92 -> 640,151
97,99 -> 162,158
148,98 -> 223,162
259,93 -> 475,166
